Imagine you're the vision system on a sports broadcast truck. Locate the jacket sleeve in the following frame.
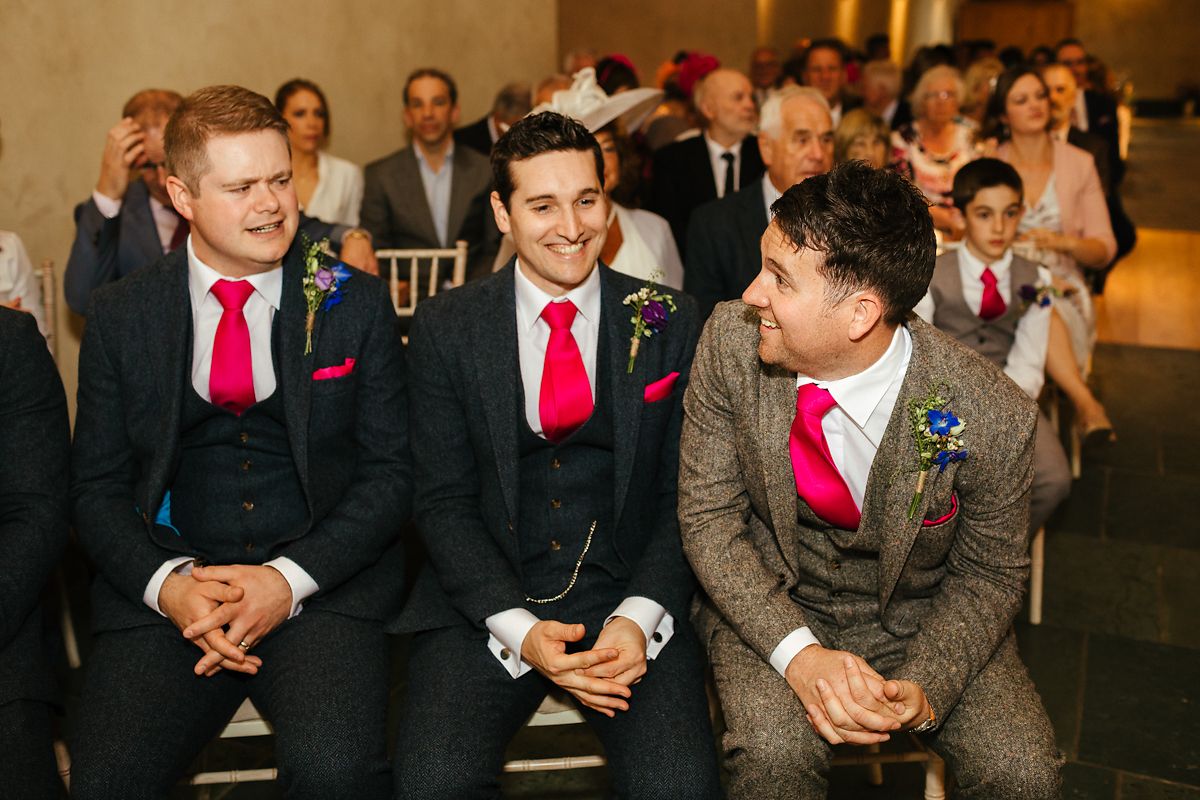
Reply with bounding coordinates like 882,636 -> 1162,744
64,197 -> 121,316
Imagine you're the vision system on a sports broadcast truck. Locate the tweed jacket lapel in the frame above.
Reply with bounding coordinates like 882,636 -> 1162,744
278,243 -> 315,504
756,358 -> 805,578
474,263 -> 521,524
395,148 -> 440,246
600,264 -> 646,520
861,319 -> 963,612
145,250 -> 190,513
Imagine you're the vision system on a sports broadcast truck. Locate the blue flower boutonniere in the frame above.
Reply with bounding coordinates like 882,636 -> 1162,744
1018,282 -> 1060,312
301,235 -> 351,355
907,386 -> 968,519
623,272 -> 676,373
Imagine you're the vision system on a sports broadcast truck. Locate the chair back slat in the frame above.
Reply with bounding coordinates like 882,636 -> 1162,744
376,240 -> 469,317
39,259 -> 57,362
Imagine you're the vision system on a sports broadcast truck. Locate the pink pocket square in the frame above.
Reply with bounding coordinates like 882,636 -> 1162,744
643,371 -> 680,403
312,358 -> 356,381
922,492 -> 959,527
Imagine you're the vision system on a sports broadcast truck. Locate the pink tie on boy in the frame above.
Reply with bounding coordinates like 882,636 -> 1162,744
789,383 -> 861,530
209,279 -> 257,415
539,299 -> 593,443
978,266 -> 1007,321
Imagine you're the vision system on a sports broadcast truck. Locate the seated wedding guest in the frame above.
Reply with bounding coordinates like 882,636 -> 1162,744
66,89 -> 378,314
595,54 -> 640,95
563,47 -> 598,76
0,307 -> 69,800
361,67 -> 498,282
455,82 -> 532,156
914,158 -> 1070,534
860,60 -> 909,129
891,65 -> 980,236
801,39 -> 860,127
987,66 -> 1117,441
649,67 -> 763,256
750,46 -> 782,107
962,57 -> 1004,127
392,111 -> 721,799
275,78 -> 364,227
504,68 -> 681,287
834,109 -> 890,168
1030,45 -> 1056,69
642,51 -> 715,152
535,73 -> 573,106
1055,38 -> 1122,185
686,87 -> 833,319
864,33 -> 891,62
678,161 -> 1061,799
69,85 -> 410,798
0,230 -> 47,338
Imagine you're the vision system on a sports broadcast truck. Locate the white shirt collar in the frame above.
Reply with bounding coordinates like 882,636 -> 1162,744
513,258 -> 602,333
186,237 -> 283,312
761,172 -> 782,223
414,140 -> 455,171
958,242 -> 1013,280
798,324 -> 911,429
704,132 -> 743,159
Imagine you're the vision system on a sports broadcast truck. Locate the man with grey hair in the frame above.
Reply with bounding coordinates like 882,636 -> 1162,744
685,87 -> 833,319
860,60 -> 911,129
455,82 -> 533,156
649,67 -> 764,255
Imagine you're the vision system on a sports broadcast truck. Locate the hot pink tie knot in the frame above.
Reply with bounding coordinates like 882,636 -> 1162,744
541,299 -> 579,330
789,382 -> 861,530
210,279 -> 255,311
796,383 -> 838,417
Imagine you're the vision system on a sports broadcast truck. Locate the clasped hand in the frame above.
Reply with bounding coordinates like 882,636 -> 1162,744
785,646 -> 931,745
521,617 -> 648,718
158,564 -> 293,677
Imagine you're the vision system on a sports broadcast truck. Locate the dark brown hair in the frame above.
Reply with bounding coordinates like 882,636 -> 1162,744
274,78 -> 331,138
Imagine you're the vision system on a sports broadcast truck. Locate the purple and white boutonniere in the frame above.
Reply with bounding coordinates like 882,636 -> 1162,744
1017,282 -> 1060,312
301,235 -> 352,355
907,386 -> 968,519
623,273 -> 676,373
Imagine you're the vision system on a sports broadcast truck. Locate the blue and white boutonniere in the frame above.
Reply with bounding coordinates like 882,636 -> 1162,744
301,235 -> 351,355
907,386 -> 968,519
623,272 -> 676,373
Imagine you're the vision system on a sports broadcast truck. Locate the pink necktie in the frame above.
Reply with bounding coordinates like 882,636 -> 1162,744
979,266 -> 1007,321
209,279 -> 256,415
539,300 -> 593,443
790,384 -> 861,530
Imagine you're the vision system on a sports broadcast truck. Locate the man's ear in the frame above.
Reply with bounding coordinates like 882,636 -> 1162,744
847,290 -> 885,342
490,190 -> 511,235
165,175 -> 195,221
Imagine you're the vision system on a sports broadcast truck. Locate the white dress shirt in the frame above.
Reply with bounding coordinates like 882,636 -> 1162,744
0,230 -> 47,338
414,142 -> 455,246
913,246 -> 1052,400
761,173 -> 783,225
484,260 -> 673,679
92,189 -> 183,254
1072,91 -> 1089,132
768,325 -> 913,677
303,150 -> 365,228
704,133 -> 743,199
141,238 -> 319,619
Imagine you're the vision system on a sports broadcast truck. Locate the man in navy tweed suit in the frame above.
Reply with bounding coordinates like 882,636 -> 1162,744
69,85 -> 409,799
392,111 -> 720,799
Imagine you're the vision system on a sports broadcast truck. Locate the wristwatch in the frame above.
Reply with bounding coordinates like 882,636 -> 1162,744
912,704 -> 936,733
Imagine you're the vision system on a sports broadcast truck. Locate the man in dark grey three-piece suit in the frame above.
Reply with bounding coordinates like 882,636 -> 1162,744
391,112 -> 720,799
0,308 -> 70,799
679,163 -> 1060,798
69,86 -> 409,799
361,68 -> 499,284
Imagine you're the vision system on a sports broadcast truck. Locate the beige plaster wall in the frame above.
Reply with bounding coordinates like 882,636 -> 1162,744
1075,0 -> 1199,99
0,0 -> 557,411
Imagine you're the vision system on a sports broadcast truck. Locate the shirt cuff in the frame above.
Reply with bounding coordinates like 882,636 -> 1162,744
91,190 -> 122,219
264,557 -> 319,619
606,596 -> 673,659
485,607 -> 540,679
769,626 -> 822,678
143,556 -> 195,616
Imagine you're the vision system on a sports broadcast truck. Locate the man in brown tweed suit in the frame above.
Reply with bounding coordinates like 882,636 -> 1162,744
678,162 -> 1061,798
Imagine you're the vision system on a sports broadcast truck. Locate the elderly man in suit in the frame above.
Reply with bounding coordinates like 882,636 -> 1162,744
361,68 -> 499,283
391,111 -> 721,799
69,85 -> 410,799
648,68 -> 764,256
0,308 -> 70,799
455,82 -> 532,156
686,87 -> 833,320
679,162 -> 1060,798
65,89 -> 378,316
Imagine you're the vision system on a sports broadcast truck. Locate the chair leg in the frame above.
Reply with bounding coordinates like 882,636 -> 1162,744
865,742 -> 883,786
1070,422 -> 1083,479
1029,527 -> 1045,625
924,752 -> 946,800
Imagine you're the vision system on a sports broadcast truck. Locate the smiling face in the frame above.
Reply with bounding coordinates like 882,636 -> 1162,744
404,75 -> 458,150
1004,73 -> 1050,136
741,220 -> 855,376
961,184 -> 1023,263
281,88 -> 327,155
167,130 -> 298,277
491,148 -> 607,296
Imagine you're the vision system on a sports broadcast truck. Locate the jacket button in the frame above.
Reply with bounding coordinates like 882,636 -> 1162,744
142,511 -> 150,524
245,541 -> 255,552
500,648 -> 511,660
239,432 -> 249,444
241,460 -> 252,472
242,500 -> 254,511
550,499 -> 561,509
550,458 -> 561,469
549,540 -> 561,551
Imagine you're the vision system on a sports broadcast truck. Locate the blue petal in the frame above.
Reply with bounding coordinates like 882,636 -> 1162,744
332,263 -> 353,282
322,291 -> 345,311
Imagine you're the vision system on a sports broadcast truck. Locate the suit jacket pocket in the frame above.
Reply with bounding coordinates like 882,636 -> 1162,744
643,371 -> 680,403
922,491 -> 959,528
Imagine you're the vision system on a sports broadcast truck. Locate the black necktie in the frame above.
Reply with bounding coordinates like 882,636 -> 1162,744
721,152 -> 735,198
